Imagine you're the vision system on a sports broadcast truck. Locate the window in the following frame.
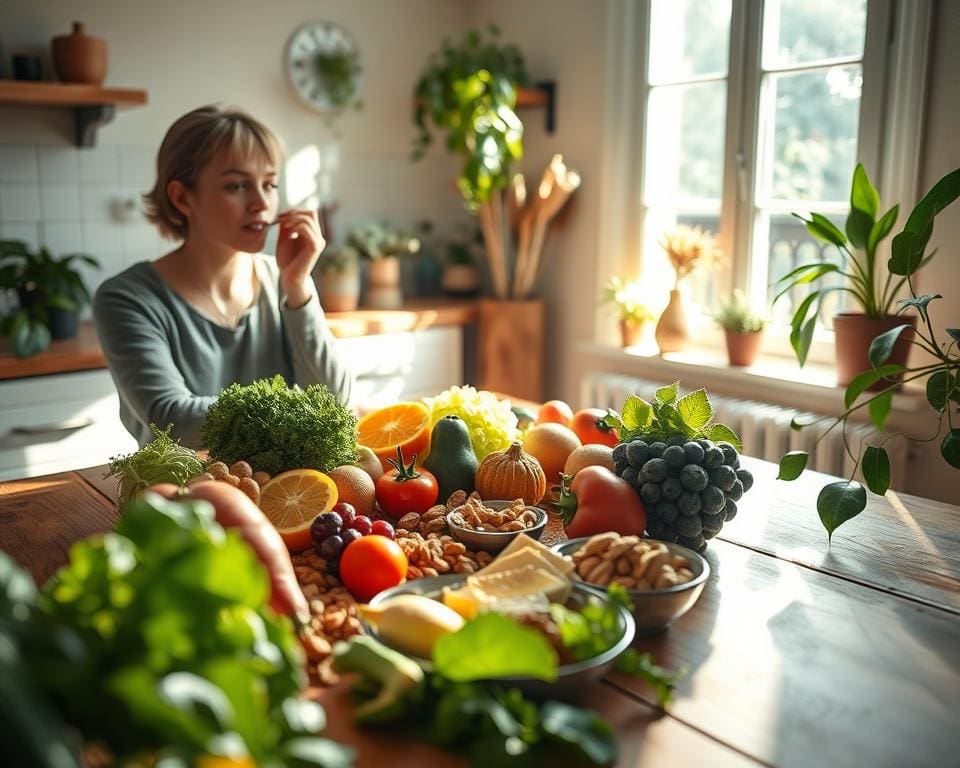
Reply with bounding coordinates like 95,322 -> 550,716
638,0 -> 884,340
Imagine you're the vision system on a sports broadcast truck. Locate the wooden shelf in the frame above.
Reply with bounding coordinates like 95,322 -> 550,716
0,80 -> 148,147
516,81 -> 556,133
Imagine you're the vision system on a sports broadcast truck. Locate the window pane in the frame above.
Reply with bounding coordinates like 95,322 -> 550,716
649,0 -> 731,83
763,0 -> 867,68
644,82 -> 727,204
759,66 -> 861,202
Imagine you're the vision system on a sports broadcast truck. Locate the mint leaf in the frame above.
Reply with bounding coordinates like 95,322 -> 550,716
620,396 -> 653,432
541,701 -> 617,765
677,389 -> 712,430
613,649 -> 682,707
655,382 -> 680,405
433,613 -> 558,682
705,423 -> 742,452
777,451 -> 808,481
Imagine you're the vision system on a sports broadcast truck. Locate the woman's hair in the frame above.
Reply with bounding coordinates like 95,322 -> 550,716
143,105 -> 284,240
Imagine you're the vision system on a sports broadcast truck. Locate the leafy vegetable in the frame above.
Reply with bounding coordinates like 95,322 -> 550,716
423,385 -> 519,460
601,381 -> 742,451
2,494 -> 352,767
201,375 -> 358,475
106,423 -> 206,505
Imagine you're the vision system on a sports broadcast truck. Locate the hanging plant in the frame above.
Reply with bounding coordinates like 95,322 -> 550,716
313,48 -> 363,111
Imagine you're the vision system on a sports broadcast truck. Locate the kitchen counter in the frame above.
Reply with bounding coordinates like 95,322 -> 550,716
0,299 -> 479,381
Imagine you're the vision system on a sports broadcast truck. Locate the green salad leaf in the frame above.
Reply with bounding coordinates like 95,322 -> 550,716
106,424 -> 206,505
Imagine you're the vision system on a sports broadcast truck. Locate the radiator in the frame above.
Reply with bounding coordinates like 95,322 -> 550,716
581,372 -> 907,490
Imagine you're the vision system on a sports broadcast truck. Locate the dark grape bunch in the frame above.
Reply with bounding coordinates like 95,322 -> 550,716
612,435 -> 754,552
310,502 -> 395,566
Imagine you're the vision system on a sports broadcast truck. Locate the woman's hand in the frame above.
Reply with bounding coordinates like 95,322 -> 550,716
148,482 -> 309,624
274,209 -> 325,309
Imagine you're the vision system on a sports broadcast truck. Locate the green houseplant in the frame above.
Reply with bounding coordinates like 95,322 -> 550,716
601,276 -> 655,347
776,165 -> 960,541
714,289 -> 765,367
347,222 -> 421,309
313,47 -> 363,112
314,244 -> 361,312
0,239 -> 100,357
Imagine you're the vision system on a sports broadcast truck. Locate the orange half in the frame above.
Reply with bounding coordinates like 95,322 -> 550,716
260,469 -> 338,551
356,401 -> 432,470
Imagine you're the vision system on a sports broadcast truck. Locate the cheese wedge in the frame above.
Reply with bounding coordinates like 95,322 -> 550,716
494,533 -> 575,577
468,564 -> 572,603
480,546 -> 569,583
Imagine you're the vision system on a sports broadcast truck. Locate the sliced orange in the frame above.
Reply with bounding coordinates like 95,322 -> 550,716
259,469 -> 338,551
356,401 -> 432,471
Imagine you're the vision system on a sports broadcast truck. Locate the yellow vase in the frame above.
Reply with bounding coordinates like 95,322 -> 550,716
655,289 -> 689,354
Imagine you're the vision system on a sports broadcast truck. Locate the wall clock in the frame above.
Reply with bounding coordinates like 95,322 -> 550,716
284,21 -> 363,113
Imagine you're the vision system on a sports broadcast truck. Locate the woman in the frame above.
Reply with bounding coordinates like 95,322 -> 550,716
95,105 -> 353,447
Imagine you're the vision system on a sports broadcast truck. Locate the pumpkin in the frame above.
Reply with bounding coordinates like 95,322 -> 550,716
475,442 -> 547,505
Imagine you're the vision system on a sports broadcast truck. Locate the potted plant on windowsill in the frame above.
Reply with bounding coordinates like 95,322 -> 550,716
346,222 -> 420,309
0,239 -> 100,357
714,289 -> 765,367
601,275 -> 654,347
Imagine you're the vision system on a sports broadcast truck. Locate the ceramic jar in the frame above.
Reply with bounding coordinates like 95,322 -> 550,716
52,22 -> 107,85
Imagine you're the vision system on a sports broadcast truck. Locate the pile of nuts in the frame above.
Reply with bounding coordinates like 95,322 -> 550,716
448,495 -> 540,532
395,530 -> 492,579
571,533 -> 695,591
191,460 -> 271,506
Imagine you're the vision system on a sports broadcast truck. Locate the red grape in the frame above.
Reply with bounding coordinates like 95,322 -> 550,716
349,515 -> 373,536
332,502 -> 357,526
371,520 -> 395,540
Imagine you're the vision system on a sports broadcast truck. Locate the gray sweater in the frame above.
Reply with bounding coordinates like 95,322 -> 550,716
93,255 -> 354,448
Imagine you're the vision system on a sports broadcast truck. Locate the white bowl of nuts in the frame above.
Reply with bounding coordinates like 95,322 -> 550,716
551,534 -> 710,634
446,498 -> 548,554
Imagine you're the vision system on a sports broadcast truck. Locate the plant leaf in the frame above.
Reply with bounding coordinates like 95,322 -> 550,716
772,263 -> 840,305
850,163 -> 880,217
867,205 -> 899,254
817,481 -> 867,542
655,382 -> 680,405
677,389 -> 712,430
889,229 -> 927,276
793,212 -> 846,247
947,329 -> 960,343
897,293 -> 941,322
777,451 -> 808,481
861,446 -> 890,495
846,208 -> 874,250
868,391 -> 893,431
902,167 -> 960,235
540,701 -> 617,765
941,429 -> 960,469
620,396 -> 653,432
705,423 -> 742,452
868,324 -> 912,369
926,370 -> 952,411
792,315 -> 817,368
844,364 -> 905,408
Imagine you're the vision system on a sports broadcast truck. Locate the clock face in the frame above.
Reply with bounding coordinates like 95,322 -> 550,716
284,22 -> 362,112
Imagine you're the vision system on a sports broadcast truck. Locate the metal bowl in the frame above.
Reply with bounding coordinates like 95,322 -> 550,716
365,574 -> 635,699
551,537 -> 710,635
445,500 -> 548,554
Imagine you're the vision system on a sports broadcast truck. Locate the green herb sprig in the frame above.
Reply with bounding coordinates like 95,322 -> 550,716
106,424 -> 206,505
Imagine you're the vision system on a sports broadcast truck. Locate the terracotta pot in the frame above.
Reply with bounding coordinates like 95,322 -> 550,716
52,22 -> 107,85
318,269 -> 360,312
724,329 -> 763,367
441,263 -> 480,297
619,318 -> 644,347
655,290 -> 689,354
366,256 -> 400,288
833,313 -> 917,388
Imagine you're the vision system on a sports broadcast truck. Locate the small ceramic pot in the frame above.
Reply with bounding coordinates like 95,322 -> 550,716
724,329 -> 763,367
318,269 -> 360,312
619,318 -> 644,347
442,263 -> 480,297
52,22 -> 107,85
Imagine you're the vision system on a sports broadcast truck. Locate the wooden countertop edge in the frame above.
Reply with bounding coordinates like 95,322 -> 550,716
0,300 -> 479,381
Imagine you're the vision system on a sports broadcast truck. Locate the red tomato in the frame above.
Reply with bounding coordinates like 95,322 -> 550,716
536,399 -> 574,427
570,408 -> 619,447
375,447 -> 439,519
556,465 -> 646,538
339,535 -> 408,602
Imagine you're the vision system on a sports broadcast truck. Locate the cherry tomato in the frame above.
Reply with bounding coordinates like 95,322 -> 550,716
375,447 -> 439,520
536,399 -> 574,427
570,408 -> 619,447
556,466 -> 646,538
339,535 -> 408,602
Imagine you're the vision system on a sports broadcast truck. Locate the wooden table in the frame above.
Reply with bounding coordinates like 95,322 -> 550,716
2,457 -> 958,767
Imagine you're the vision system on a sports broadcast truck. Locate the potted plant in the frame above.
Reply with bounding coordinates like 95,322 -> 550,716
346,222 -> 420,309
601,275 -> 654,347
441,226 -> 483,298
714,290 -> 765,366
0,239 -> 100,357
314,245 -> 360,312
776,165 -> 960,542
774,163 -> 951,386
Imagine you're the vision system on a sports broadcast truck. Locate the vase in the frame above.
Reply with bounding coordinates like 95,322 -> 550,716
655,290 -> 689,354
724,329 -> 763,367
619,318 -> 644,347
833,313 -> 917,389
318,269 -> 360,312
47,307 -> 79,340
414,250 -> 443,297
441,263 -> 481,298
365,256 -> 402,309
52,22 -> 107,85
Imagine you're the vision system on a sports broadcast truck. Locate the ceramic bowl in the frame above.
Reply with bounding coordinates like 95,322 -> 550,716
445,500 -> 548,554
365,574 -> 635,700
551,537 -> 710,634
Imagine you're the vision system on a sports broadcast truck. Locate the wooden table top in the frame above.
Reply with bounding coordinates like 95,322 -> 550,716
2,456 -> 958,767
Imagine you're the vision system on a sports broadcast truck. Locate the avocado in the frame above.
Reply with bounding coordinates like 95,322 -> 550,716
423,415 -> 479,501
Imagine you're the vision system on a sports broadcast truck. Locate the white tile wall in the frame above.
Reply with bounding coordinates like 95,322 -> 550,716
38,147 -> 79,183
40,184 -> 81,221
0,184 -> 41,221
0,146 -> 38,182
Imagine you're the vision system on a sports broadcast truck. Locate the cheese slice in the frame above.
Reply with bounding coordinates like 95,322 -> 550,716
468,564 -> 572,603
495,533 -> 575,577
481,546 -> 569,582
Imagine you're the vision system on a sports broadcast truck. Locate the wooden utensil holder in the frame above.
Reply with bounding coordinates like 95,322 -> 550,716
476,298 -> 544,402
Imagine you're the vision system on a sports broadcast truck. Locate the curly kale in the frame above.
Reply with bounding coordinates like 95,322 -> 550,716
200,375 -> 358,475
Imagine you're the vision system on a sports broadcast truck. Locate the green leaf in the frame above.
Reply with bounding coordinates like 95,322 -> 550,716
10,314 -> 50,358
868,391 -> 892,432
897,293 -> 941,322
902,167 -> 960,235
676,389 -> 712,431
792,315 -> 817,368
868,324 -> 912,369
777,451 -> 808,481
705,423 -> 742,452
926,371 -> 952,411
862,446 -> 890,495
433,613 -> 557,682
867,205 -> 899,254
772,263 -> 840,305
947,329 -> 960,343
844,364 -> 905,408
620,396 -> 653,432
850,163 -> 880,217
281,737 -> 356,768
941,429 -> 960,469
889,229 -> 926,276
817,481 -> 867,541
845,208 -> 873,250
655,382 -> 680,405
540,701 -> 617,765
809,213 -> 848,247
613,649 -> 681,707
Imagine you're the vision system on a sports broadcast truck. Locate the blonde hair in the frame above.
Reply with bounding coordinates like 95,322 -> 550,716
143,105 -> 285,240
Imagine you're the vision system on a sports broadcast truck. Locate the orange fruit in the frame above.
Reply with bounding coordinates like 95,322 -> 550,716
259,469 -> 338,551
522,422 -> 582,487
357,401 -> 432,471
536,399 -> 574,426
327,464 -> 376,516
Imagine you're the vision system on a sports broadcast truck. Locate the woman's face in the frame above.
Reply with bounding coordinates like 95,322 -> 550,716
174,150 -> 280,253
